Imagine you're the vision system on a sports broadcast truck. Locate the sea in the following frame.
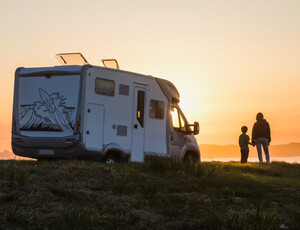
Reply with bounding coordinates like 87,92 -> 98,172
202,156 -> 300,164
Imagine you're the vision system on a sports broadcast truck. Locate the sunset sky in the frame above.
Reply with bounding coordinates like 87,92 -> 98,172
1,0 -> 300,151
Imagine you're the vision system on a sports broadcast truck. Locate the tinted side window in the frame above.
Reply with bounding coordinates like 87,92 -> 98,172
149,100 -> 164,119
95,78 -> 115,96
137,91 -> 145,127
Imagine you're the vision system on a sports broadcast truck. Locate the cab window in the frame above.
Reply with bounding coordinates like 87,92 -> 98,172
171,106 -> 187,132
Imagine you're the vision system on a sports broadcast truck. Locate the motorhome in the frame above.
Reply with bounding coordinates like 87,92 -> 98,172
12,53 -> 200,162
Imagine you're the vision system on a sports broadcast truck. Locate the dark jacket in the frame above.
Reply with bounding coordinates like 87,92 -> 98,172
252,119 -> 271,143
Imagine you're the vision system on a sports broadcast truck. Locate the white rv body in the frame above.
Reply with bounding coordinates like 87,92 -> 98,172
12,64 -> 200,162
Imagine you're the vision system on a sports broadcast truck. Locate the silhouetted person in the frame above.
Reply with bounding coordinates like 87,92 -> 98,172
252,113 -> 271,163
239,126 -> 252,163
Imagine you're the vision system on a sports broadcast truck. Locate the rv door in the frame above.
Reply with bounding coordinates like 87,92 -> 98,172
131,88 -> 146,162
85,103 -> 104,151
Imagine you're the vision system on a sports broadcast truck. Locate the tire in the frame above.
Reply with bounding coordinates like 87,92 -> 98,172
184,152 -> 198,163
104,152 -> 120,163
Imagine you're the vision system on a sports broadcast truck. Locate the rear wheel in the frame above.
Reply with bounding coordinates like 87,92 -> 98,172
105,152 -> 120,163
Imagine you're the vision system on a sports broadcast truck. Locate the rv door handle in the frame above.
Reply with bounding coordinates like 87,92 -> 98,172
134,124 -> 138,129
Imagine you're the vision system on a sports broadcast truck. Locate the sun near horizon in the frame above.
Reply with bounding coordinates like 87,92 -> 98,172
1,1 -> 300,155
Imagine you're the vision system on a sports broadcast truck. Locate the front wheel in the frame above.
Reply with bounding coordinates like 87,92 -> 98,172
184,152 -> 198,163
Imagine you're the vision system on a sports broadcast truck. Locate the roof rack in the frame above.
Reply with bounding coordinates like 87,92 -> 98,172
55,53 -> 120,70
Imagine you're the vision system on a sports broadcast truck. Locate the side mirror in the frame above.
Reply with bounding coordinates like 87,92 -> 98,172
193,122 -> 199,135
185,121 -> 199,135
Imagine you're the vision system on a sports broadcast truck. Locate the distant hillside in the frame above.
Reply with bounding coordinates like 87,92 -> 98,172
270,143 -> 300,156
200,143 -> 300,158
0,150 -> 28,160
0,150 -> 15,160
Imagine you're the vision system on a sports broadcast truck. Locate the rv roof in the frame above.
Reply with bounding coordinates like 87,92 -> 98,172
55,53 -> 89,65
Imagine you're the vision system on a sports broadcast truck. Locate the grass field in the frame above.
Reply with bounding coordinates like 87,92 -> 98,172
0,156 -> 299,230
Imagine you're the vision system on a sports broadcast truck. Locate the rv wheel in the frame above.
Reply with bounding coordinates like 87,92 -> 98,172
105,153 -> 120,163
184,152 -> 198,163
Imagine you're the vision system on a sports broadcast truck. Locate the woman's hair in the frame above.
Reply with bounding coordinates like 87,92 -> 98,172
256,112 -> 264,121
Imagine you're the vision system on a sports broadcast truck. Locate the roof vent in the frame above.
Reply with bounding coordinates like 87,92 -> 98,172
101,59 -> 120,69
55,53 -> 89,65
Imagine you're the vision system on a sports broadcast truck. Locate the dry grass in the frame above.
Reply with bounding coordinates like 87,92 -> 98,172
0,157 -> 299,229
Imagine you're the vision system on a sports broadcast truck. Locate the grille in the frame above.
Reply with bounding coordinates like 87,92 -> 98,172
119,84 -> 129,96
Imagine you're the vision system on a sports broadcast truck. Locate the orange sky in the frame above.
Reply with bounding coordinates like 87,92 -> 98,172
1,0 -> 300,151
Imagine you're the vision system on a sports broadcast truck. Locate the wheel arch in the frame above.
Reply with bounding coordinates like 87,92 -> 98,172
102,143 -> 128,162
184,150 -> 200,162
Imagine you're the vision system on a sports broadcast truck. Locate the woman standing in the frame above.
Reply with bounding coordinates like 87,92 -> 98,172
252,113 -> 271,163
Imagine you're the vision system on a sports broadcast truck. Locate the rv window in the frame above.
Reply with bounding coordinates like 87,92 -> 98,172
137,91 -> 145,127
149,100 -> 164,119
95,78 -> 115,96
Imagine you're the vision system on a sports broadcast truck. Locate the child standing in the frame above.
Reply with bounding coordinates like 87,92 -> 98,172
239,126 -> 252,163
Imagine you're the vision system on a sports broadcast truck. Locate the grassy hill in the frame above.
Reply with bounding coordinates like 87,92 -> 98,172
0,157 -> 299,230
